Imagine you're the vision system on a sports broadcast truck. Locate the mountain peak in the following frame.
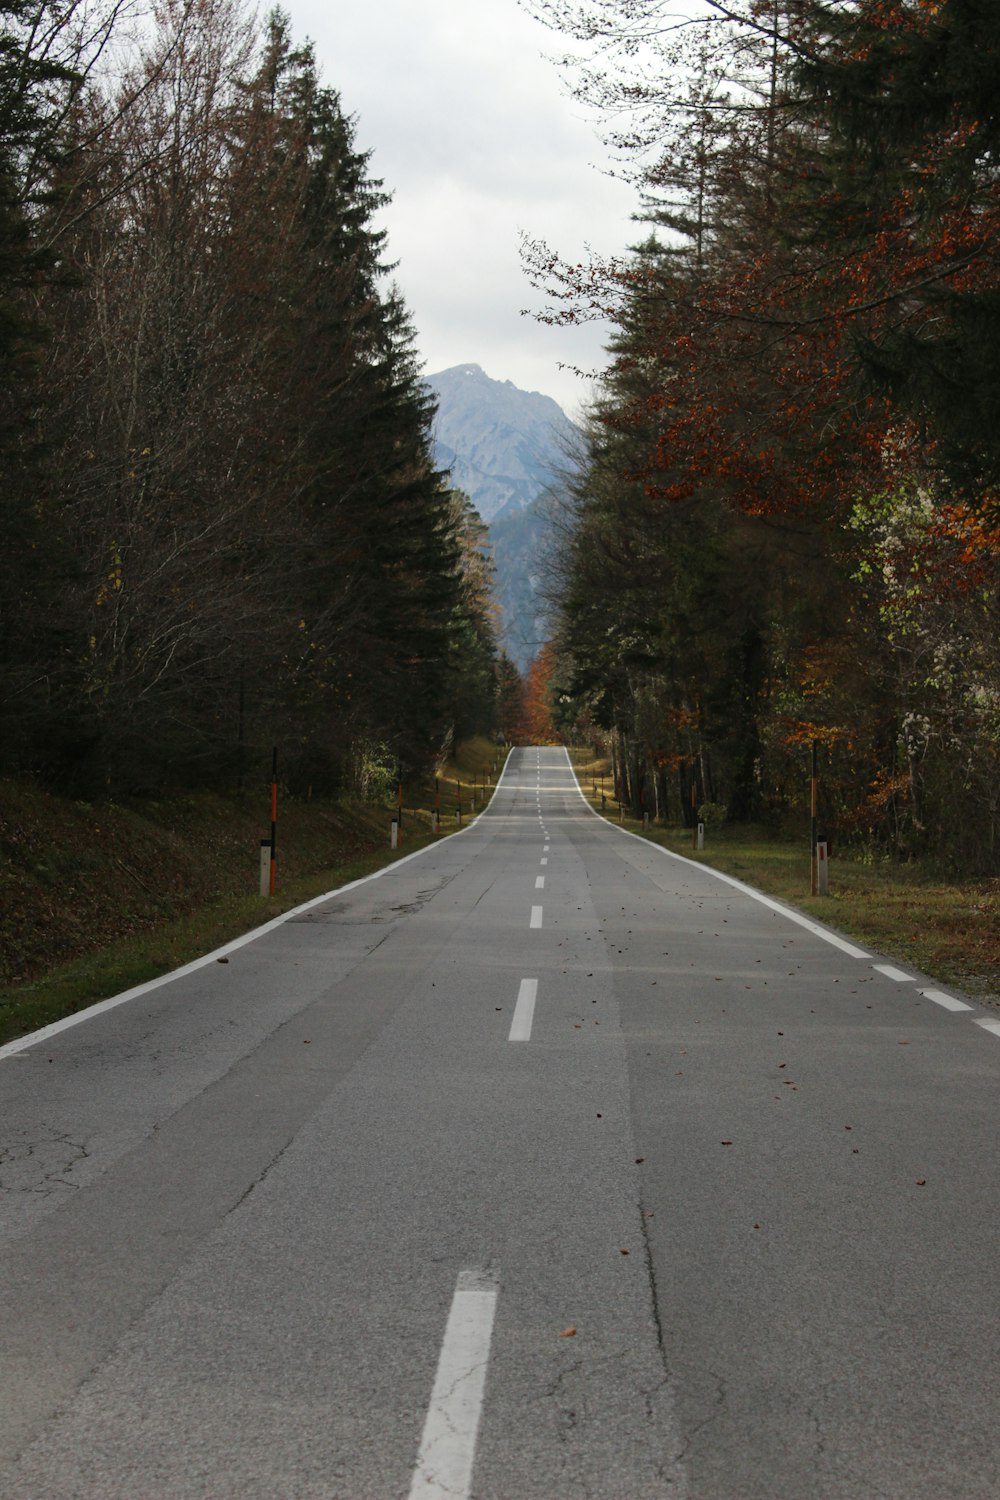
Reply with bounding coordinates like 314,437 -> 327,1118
425,363 -> 580,523
424,364 -> 582,671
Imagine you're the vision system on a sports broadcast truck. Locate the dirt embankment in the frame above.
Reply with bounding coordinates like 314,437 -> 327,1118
0,781 -> 387,990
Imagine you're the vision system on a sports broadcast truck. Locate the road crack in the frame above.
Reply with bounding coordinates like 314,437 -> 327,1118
0,1126 -> 90,1196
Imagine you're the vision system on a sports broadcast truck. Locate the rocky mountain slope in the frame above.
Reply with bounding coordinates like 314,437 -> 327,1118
425,363 -> 581,670
425,363 -> 580,523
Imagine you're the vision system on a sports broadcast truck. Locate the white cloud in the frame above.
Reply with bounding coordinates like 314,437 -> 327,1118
283,0 -> 637,415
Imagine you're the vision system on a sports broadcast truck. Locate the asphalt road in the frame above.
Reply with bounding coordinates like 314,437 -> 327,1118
2,746 -> 999,1498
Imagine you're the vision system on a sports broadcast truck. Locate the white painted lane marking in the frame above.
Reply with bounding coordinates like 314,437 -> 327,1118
976,1019 -> 1000,1038
543,845 -> 550,852
561,750 -> 871,959
535,876 -> 545,890
540,857 -> 548,866
530,906 -> 543,929
408,1267 -> 498,1500
922,989 -> 974,1013
509,979 -> 538,1042
873,963 -> 914,982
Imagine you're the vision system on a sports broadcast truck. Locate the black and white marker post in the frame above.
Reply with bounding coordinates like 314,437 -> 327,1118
269,746 -> 278,897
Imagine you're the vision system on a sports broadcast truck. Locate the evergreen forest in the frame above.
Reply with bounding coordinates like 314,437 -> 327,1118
0,0 -> 501,800
526,0 -> 1000,873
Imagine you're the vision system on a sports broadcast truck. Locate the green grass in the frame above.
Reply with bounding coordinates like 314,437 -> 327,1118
568,747 -> 1000,1008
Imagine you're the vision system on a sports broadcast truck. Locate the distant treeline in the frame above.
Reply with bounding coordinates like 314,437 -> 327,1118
530,0 -> 1000,872
0,0 -> 507,798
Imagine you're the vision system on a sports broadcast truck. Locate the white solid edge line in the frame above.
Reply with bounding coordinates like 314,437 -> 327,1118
561,749 -> 872,960
873,963 -> 914,982
530,905 -> 543,929
508,978 -> 539,1042
922,989 -> 974,1013
0,749 -> 519,1062
408,1267 -> 499,1500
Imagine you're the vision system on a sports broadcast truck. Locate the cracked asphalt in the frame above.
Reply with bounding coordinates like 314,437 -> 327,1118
1,747 -> 1000,1497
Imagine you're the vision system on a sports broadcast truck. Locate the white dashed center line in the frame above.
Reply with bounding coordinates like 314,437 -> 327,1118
408,1268 -> 499,1500
508,978 -> 538,1042
530,906 -> 543,929
535,876 -> 545,890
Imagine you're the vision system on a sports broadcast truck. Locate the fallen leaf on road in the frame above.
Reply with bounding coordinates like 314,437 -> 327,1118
559,1327 -> 577,1338
721,1140 -> 733,1146
620,1248 -> 630,1255
916,1179 -> 926,1186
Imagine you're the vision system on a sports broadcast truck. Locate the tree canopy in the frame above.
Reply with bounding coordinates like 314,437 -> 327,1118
0,0 -> 505,797
527,0 -> 1000,869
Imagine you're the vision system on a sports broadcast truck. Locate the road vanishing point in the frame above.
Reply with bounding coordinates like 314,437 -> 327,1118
2,747 -> 1000,1498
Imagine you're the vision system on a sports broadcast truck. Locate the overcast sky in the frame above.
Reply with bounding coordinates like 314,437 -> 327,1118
282,0 -> 638,419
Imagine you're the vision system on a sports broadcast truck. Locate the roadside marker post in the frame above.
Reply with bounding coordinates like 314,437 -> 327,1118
817,839 -> 829,895
269,746 -> 278,896
810,740 -> 818,896
259,839 -> 271,898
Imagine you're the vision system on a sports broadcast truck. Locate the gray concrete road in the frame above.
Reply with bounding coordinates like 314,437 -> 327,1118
1,746 -> 999,1498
